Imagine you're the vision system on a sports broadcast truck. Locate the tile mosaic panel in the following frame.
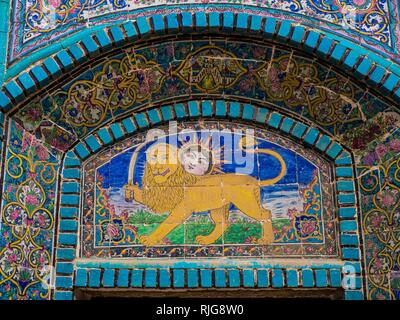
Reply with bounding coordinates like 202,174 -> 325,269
81,121 -> 338,259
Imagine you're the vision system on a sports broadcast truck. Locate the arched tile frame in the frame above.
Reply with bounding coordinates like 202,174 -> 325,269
1,10 -> 400,113
53,99 -> 363,300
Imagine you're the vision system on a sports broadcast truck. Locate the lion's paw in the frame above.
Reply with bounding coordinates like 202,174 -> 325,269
139,235 -> 161,246
195,235 -> 214,245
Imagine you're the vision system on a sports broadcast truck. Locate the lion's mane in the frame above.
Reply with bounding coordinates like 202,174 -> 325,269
141,164 -> 198,214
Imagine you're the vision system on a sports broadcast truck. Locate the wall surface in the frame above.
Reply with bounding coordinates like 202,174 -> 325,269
0,1 -> 399,300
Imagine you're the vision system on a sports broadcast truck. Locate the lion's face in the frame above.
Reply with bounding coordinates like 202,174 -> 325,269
146,143 -> 180,184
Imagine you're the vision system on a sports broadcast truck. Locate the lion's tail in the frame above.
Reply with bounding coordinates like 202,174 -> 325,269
239,138 -> 286,186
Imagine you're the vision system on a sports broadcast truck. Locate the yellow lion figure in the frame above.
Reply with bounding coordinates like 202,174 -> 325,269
125,139 -> 286,246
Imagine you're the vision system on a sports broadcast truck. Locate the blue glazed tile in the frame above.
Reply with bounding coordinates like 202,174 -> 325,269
264,17 -> 277,37
102,269 -> 116,287
291,122 -> 307,139
60,194 -> 80,206
62,168 -> 80,180
304,30 -> 320,52
215,269 -> 226,288
330,43 -> 347,64
315,134 -> 331,152
215,100 -> 227,117
131,269 -> 143,288
303,127 -> 320,145
152,14 -> 165,34
121,117 -> 137,134
338,193 -> 356,205
54,291 -> 73,300
280,118 -> 294,133
301,269 -> 314,287
81,36 -> 99,55
43,57 -> 62,78
159,269 -> 171,288
57,248 -> 76,261
228,269 -> 240,288
340,220 -> 358,232
223,12 -> 234,31
110,123 -> 124,140
30,65 -> 49,86
173,269 -> 185,288
75,269 -> 88,287
56,262 -> 74,275
117,269 -> 130,287
174,103 -> 186,119
0,90 -> 11,110
208,12 -> 220,31
56,276 -> 73,289
136,17 -> 151,36
345,290 -> 364,300
286,269 -> 299,287
195,12 -> 207,30
242,104 -> 254,120
187,269 -> 199,288
166,14 -> 179,32
336,167 -> 353,177
271,269 -> 284,288
160,105 -> 174,121
68,44 -> 87,64
109,26 -> 126,46
89,269 -> 101,287
326,142 -> 343,159
74,142 -> 90,159
255,107 -> 269,123
121,22 -> 138,41
18,72 -> 36,93
329,269 -> 342,287
315,270 -> 328,287
340,234 -> 359,246
145,269 -> 157,288
97,128 -> 113,145
228,102 -> 241,118
242,269 -> 255,287
336,181 -> 355,192
135,113 -> 149,128
147,109 -> 162,124
55,50 -> 74,69
317,37 -> 334,57
181,12 -> 193,31
201,100 -> 213,117
249,15 -> 262,32
277,20 -> 292,41
355,58 -> 373,79
61,181 -> 80,193
85,135 -> 101,152
60,220 -> 78,232
60,207 -> 78,219
342,248 -> 360,260
268,112 -> 282,129
236,13 -> 249,32
188,101 -> 200,117
58,233 -> 77,246
200,269 -> 212,288
257,269 -> 269,288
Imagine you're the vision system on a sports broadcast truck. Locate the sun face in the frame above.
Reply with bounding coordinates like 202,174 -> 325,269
178,133 -> 224,176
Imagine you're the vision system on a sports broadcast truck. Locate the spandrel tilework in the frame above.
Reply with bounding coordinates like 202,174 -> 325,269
14,40 -> 387,152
